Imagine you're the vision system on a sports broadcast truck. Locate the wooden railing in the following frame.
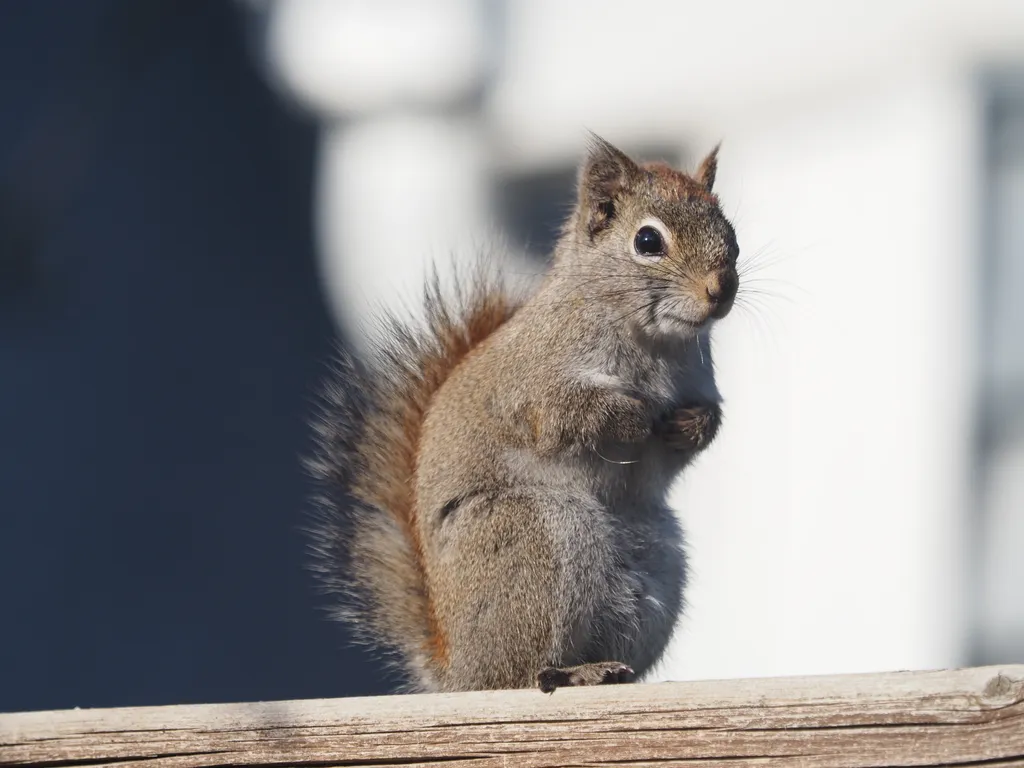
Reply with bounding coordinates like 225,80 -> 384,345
2,665 -> 1022,766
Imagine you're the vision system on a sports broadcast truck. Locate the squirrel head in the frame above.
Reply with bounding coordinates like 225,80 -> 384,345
563,135 -> 740,338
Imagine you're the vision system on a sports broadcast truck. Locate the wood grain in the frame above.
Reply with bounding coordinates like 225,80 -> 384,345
2,665 -> 1023,767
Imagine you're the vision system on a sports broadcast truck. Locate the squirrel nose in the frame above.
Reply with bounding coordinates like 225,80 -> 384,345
704,270 -> 737,317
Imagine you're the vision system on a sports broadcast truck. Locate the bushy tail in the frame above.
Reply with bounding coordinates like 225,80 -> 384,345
306,265 -> 521,691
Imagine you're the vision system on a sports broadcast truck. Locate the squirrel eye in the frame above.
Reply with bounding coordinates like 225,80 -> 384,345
634,225 -> 664,257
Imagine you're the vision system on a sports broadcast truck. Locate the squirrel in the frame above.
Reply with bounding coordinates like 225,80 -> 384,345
308,135 -> 739,694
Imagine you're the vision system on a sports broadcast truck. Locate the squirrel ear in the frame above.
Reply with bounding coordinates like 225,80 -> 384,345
579,134 -> 639,237
694,144 -> 720,192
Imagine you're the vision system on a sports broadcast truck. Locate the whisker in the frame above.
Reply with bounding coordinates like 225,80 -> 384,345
595,446 -> 641,465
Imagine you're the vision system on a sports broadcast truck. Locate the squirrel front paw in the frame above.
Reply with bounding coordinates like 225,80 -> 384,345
659,402 -> 722,454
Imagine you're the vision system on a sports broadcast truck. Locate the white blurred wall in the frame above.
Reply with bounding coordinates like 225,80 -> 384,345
256,0 -> 1024,682
660,75 -> 979,680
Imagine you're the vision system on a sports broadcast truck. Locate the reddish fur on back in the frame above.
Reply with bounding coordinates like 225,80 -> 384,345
354,280 -> 516,667
308,266 -> 520,689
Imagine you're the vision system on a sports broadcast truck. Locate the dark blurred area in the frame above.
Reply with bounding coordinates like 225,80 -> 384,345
0,0 -> 385,712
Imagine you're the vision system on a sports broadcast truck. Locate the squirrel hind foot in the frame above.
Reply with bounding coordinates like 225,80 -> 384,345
536,661 -> 636,694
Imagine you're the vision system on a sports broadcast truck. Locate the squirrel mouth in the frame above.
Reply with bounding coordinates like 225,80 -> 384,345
649,300 -> 712,335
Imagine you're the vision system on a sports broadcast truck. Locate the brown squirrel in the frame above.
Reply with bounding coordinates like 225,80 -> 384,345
308,135 -> 739,693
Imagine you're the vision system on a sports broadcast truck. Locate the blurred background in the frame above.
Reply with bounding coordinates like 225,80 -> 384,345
2,0 -> 1022,713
